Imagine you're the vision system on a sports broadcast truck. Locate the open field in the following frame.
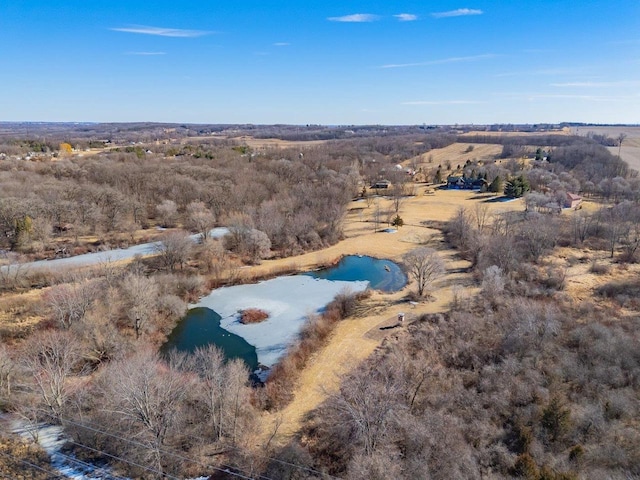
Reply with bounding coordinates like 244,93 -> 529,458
228,136 -> 328,151
406,142 -> 503,170
572,125 -> 640,172
461,128 -> 572,137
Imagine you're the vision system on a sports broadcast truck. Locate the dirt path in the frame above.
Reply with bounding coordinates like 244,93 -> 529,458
251,188 -> 516,445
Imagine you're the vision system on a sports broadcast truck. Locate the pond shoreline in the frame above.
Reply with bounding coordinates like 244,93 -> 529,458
161,255 -> 407,378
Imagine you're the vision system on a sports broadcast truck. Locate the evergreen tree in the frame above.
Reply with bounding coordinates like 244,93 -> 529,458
391,215 -> 404,228
488,175 -> 503,193
504,175 -> 530,198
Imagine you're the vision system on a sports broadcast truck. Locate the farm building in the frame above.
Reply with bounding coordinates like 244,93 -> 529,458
371,180 -> 391,189
564,193 -> 583,209
446,176 -> 487,190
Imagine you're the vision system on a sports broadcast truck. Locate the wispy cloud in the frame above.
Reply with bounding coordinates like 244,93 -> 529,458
273,42 -> 290,47
432,8 -> 483,18
327,13 -> 380,23
402,100 -> 487,105
551,81 -> 640,88
125,51 -> 166,56
495,92 -> 634,102
495,67 -> 586,77
380,53 -> 497,69
394,13 -> 418,22
111,25 -> 211,37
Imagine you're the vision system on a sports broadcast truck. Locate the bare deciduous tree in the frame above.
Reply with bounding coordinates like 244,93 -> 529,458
186,201 -> 216,240
44,278 -> 100,329
97,349 -> 194,475
156,199 -> 178,228
20,330 -> 82,420
0,344 -> 15,399
121,273 -> 159,339
155,231 -> 192,271
473,203 -> 490,232
617,132 -> 627,158
402,247 -> 445,297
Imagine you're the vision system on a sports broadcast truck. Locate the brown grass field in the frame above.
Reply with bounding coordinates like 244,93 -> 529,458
228,136 -> 328,151
407,142 -> 503,170
571,125 -> 640,172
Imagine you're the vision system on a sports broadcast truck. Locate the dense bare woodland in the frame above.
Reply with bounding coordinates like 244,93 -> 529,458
0,124 -> 639,479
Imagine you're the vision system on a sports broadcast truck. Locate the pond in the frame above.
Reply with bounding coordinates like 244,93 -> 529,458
306,255 -> 406,292
161,255 -> 406,371
160,307 -> 259,371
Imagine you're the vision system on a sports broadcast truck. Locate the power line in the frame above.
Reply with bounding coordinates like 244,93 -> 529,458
50,449 -> 129,480
36,410 -> 265,480
222,442 -> 339,479
0,449 -> 65,479
67,439 -> 181,480
34,407 -> 338,480
72,412 -> 338,480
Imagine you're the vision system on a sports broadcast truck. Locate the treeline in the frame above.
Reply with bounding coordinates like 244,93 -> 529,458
0,141 -> 362,258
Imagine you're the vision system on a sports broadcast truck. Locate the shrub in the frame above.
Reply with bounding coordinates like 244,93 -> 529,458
569,444 -> 584,463
589,259 -> 610,275
541,397 -> 572,443
512,453 -> 539,479
239,308 -> 269,324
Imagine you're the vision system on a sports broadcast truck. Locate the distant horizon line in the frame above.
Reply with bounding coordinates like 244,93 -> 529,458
1,121 -> 639,128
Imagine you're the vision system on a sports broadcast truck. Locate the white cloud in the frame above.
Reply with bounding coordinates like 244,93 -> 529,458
432,8 -> 483,18
381,53 -> 497,69
394,13 -> 418,22
495,92 -> 633,102
273,42 -> 290,47
551,81 -> 640,87
327,13 -> 380,23
111,25 -> 211,37
402,100 -> 487,105
125,51 -> 166,56
494,67 -> 586,77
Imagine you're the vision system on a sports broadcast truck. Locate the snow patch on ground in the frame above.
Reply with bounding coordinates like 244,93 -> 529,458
12,419 -> 126,479
194,275 -> 369,367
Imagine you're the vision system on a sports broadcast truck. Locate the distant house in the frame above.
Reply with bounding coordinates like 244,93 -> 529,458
564,193 -> 582,209
372,180 -> 391,189
447,176 -> 487,190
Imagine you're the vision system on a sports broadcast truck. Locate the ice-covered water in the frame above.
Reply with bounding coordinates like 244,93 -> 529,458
0,227 -> 228,273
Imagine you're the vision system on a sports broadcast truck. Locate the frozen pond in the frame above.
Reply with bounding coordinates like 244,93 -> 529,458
162,256 -> 406,369
0,227 -> 229,273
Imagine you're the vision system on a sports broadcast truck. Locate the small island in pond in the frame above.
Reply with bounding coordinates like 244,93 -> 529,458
239,308 -> 270,324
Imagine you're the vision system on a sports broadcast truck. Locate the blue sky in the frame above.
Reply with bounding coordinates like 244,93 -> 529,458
1,1 -> 638,125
